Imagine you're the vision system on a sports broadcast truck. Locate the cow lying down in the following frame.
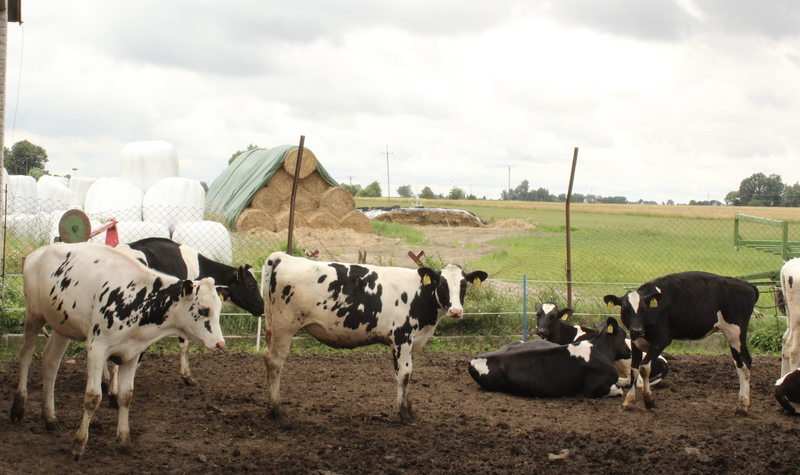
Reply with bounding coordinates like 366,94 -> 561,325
775,368 -> 800,414
468,317 -> 631,398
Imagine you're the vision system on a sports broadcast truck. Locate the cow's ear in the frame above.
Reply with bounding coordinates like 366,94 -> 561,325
466,270 -> 488,287
559,308 -> 573,321
603,295 -> 621,311
644,292 -> 661,308
235,266 -> 245,282
245,264 -> 255,275
605,317 -> 618,333
535,302 -> 543,312
217,286 -> 230,304
593,321 -> 606,333
181,280 -> 195,298
418,267 -> 438,286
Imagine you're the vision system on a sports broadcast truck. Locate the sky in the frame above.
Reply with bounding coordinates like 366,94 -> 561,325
3,0 -> 800,204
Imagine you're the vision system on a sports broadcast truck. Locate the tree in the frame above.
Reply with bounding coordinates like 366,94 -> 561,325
419,186 -> 436,199
4,140 -> 48,175
356,181 -> 382,197
228,143 -> 261,164
447,186 -> 465,200
342,183 -> 362,196
396,185 -> 414,198
738,173 -> 784,207
782,183 -> 800,207
724,191 -> 740,206
28,167 -> 45,180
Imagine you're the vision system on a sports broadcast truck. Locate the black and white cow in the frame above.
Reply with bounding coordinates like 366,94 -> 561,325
261,252 -> 487,424
468,317 -> 631,398
775,367 -> 800,415
534,302 -> 669,388
118,237 -> 263,385
779,258 -> 800,377
10,242 -> 226,461
604,271 -> 758,415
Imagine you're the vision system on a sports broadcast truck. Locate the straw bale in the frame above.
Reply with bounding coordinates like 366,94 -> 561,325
340,211 -> 372,234
320,187 -> 356,219
292,187 -> 319,215
268,168 -> 296,195
236,208 -> 276,233
283,148 -> 318,179
301,170 -> 332,197
252,187 -> 283,215
274,210 -> 309,232
308,210 -> 341,230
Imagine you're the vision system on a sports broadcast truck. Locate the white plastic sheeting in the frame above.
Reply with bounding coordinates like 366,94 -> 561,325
69,176 -> 97,208
172,221 -> 232,264
120,141 -> 180,192
143,177 -> 205,233
37,175 -> 75,214
7,213 -> 50,242
84,177 -> 144,222
111,221 -> 171,243
6,175 -> 38,214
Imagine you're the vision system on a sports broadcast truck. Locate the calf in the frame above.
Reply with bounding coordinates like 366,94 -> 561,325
775,368 -> 800,414
604,271 -> 758,415
10,242 -> 226,461
780,258 -> 800,377
468,318 -> 630,398
261,252 -> 487,424
535,302 -> 668,388
119,237 -> 263,385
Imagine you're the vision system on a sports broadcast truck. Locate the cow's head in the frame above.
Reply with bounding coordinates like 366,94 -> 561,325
592,317 -> 631,361
418,265 -> 488,318
603,289 -> 662,341
534,302 -> 573,340
224,264 -> 264,316
176,277 -> 226,351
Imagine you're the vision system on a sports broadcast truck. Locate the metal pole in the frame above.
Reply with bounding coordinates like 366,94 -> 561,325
565,147 -> 579,309
286,136 -> 305,256
523,274 -> 527,341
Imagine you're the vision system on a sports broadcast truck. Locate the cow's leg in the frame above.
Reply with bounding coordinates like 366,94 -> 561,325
622,344 -> 643,409
10,317 -> 43,423
717,312 -> 752,415
107,363 -> 119,408
782,327 -> 793,377
615,358 -> 632,387
71,349 -> 106,461
262,320 -> 294,421
640,362 -> 654,409
115,358 -> 139,454
393,342 -> 414,424
40,332 -> 71,430
178,337 -> 195,386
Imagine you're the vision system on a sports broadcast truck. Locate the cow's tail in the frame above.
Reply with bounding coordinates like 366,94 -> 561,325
260,259 -> 273,353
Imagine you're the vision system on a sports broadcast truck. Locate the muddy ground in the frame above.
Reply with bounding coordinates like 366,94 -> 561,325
1,350 -> 799,474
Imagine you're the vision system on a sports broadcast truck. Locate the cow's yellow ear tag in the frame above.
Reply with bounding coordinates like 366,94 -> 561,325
561,314 -> 569,321
423,275 -> 431,285
606,301 -> 615,311
607,324 -> 614,334
474,278 -> 482,288
219,293 -> 225,304
650,299 -> 658,308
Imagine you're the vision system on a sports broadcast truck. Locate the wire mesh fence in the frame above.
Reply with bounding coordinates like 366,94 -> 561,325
1,196 -> 797,340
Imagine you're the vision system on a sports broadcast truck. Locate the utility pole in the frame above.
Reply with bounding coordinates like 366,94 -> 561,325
507,166 -> 511,200
382,145 -> 393,201
346,175 -> 355,185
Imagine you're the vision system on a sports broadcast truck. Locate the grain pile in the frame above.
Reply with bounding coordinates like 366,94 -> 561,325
236,150 -> 371,234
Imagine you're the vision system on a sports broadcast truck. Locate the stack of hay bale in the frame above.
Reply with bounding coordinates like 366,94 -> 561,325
235,148 -> 371,234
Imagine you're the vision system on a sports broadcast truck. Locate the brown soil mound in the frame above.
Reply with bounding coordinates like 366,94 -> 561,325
373,210 -> 484,227
489,218 -> 535,230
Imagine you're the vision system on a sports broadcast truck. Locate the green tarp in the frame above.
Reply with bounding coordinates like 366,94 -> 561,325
205,145 -> 339,229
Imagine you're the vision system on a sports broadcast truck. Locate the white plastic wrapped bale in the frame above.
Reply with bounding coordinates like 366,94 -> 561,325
37,175 -> 75,213
7,175 -> 38,214
120,140 -> 180,192
114,221 -> 171,243
68,176 -> 97,208
84,177 -> 143,222
143,177 -> 205,233
7,213 -> 50,242
172,221 -> 232,264
1,168 -> 7,211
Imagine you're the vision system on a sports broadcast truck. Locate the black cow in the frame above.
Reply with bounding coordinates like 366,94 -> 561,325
117,237 -> 264,385
535,302 -> 669,388
775,368 -> 800,415
468,317 -> 631,398
604,271 -> 758,415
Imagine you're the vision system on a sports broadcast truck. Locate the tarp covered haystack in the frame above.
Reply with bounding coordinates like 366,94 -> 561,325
206,145 -> 349,232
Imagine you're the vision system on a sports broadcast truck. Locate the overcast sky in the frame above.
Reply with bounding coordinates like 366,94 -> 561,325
4,1 -> 799,204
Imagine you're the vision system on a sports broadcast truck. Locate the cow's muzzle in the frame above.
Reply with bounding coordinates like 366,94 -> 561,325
214,341 -> 226,351
535,327 -> 547,338
448,308 -> 463,318
629,327 -> 645,341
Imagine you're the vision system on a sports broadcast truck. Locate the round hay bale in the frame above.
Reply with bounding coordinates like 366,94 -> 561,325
301,170 -> 332,197
236,208 -> 276,232
268,168 -> 296,195
308,210 -> 341,230
320,187 -> 356,219
274,210 -> 309,232
293,187 -> 319,215
340,211 -> 372,234
283,148 -> 318,179
252,187 -> 283,215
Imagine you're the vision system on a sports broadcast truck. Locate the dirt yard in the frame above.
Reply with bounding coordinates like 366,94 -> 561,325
0,351 -> 798,474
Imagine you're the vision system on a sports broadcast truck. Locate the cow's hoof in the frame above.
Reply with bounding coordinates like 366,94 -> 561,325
44,418 -> 60,431
107,395 -> 119,409
644,400 -> 655,410
118,441 -> 134,456
183,377 -> 197,387
10,394 -> 26,423
269,405 -> 287,422
734,407 -> 749,417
